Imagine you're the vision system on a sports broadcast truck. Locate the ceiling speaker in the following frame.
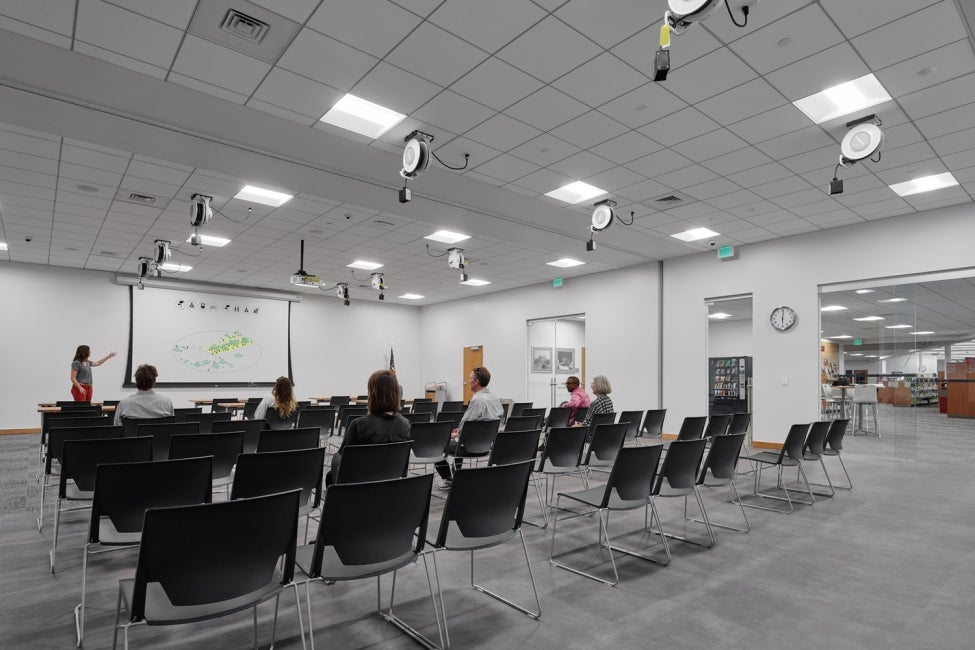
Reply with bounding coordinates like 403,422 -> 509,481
841,123 -> 883,162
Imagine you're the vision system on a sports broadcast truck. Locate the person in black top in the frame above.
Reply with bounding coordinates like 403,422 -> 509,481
327,369 -> 410,485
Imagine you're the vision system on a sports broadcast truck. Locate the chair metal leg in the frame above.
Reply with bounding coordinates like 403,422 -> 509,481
470,529 -> 541,619
522,476 -> 549,528
112,586 -> 122,650
429,549 -> 451,649
736,462 -> 796,513
826,454 -> 853,489
253,604 -> 259,649
50,498 -> 61,572
37,476 -> 47,531
74,544 -> 90,646
549,504 -> 620,586
650,488 -> 715,548
380,558 -> 445,650
290,582 -> 307,650
691,480 -> 750,533
304,581 -> 316,650
804,458 -> 836,497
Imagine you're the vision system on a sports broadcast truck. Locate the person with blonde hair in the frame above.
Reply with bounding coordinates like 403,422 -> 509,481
254,376 -> 298,424
574,375 -> 614,429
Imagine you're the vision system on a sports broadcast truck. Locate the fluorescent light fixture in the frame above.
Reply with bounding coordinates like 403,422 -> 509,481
885,324 -> 913,329
830,335 -> 853,339
671,227 -> 720,242
792,73 -> 892,124
853,316 -> 884,321
460,278 -> 491,286
234,185 -> 293,207
889,172 -> 959,197
878,297 -> 907,303
911,331 -> 934,335
159,262 -> 192,272
320,93 -> 405,139
848,353 -> 864,357
708,312 -> 733,319
865,355 -> 879,358
544,181 -> 607,204
424,230 -> 470,244
547,258 -> 585,268
185,234 -> 230,247
399,293 -> 424,300
0,242 -> 7,251
347,260 -> 383,271
855,289 -> 874,294
820,305 -> 847,312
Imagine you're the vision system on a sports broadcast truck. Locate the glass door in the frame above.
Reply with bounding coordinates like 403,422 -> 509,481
527,314 -> 586,409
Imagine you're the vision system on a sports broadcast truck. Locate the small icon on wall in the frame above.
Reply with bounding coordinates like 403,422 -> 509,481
176,300 -> 185,309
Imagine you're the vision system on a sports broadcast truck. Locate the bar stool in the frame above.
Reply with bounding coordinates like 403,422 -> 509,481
852,385 -> 879,436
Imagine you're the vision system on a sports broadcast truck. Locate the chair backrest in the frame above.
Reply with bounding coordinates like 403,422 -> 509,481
617,410 -> 644,439
335,441 -> 411,484
410,401 -> 437,416
654,438 -> 707,493
509,402 -> 532,418
256,427 -> 320,453
440,401 -> 464,413
584,423 -> 628,465
242,398 -> 262,420
404,411 -> 433,425
435,460 -> 534,546
127,490 -> 300,622
539,426 -> 587,470
457,419 -> 500,457
521,407 -> 546,421
505,415 -> 542,432
169,431 -> 245,481
329,395 -> 351,406
60,437 -> 153,496
89,456 -> 213,543
136,422 -> 201,461
599,445 -> 663,507
212,418 -> 267,453
488,429 -> 542,466
676,416 -> 708,441
45,414 -> 106,435
297,406 -> 336,435
102,400 -> 121,408
172,407 -> 203,423
588,412 -> 617,430
547,407 -> 571,429
698,433 -> 746,483
727,412 -> 751,436
826,419 -> 849,452
297,400 -> 311,410
780,423 -> 812,462
263,405 -> 297,430
46,425 -> 122,474
436,411 -> 462,429
703,414 -> 733,438
184,411 -> 233,434
309,474 -> 432,577
210,397 -> 239,413
338,406 -> 367,431
55,405 -> 102,416
573,406 -> 589,424
231,447 -> 325,509
853,385 -> 878,403
642,409 -> 666,437
408,421 -> 453,460
804,420 -> 831,456
122,416 -> 176,438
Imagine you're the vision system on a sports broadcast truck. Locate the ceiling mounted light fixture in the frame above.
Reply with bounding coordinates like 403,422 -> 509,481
793,74 -> 892,124
186,234 -> 230,247
547,258 -> 586,268
853,316 -> 884,321
820,305 -> 848,312
335,282 -> 351,306
671,226 -> 719,242
545,181 -> 607,204
320,94 -> 406,139
370,273 -> 386,301
424,230 -> 470,244
889,172 -> 959,197
234,185 -> 293,207
399,293 -> 424,300
708,312 -> 732,319
460,278 -> 490,287
347,260 -> 383,271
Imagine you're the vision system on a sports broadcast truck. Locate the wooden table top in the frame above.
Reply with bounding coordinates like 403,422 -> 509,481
38,405 -> 115,413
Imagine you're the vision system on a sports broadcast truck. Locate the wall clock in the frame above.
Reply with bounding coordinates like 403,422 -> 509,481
770,305 -> 797,332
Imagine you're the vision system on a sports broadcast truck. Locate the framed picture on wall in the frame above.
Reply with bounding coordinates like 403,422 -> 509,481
556,348 -> 578,373
531,347 -> 553,373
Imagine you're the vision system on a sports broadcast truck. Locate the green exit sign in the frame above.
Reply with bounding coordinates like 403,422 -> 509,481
553,277 -> 563,288
853,339 -> 863,346
717,245 -> 736,260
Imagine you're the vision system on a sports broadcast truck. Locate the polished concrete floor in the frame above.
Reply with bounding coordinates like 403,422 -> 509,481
1,408 -> 973,649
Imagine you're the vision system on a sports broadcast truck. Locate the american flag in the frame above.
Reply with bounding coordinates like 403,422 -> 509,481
389,345 -> 395,371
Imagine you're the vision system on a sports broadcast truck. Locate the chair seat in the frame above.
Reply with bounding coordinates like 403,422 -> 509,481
559,485 -> 648,511
409,454 -> 444,465
97,518 -> 142,546
120,576 -> 285,626
64,484 -> 94,500
296,544 -> 418,582
802,451 -> 822,461
747,451 -> 799,467
537,465 -> 581,476
428,522 -> 516,552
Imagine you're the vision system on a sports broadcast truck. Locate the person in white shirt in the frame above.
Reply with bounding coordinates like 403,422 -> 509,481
434,366 -> 503,488
114,364 -> 174,425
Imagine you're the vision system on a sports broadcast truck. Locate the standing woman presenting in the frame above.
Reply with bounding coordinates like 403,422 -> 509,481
70,345 -> 116,402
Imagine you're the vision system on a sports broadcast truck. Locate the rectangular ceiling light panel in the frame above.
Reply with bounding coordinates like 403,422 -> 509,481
320,94 -> 406,139
347,260 -> 383,270
399,293 -> 425,299
186,234 -> 231,247
889,173 -> 959,197
425,230 -> 470,244
235,185 -> 293,206
671,227 -> 719,242
460,278 -> 491,286
793,74 -> 892,124
547,258 -> 585,268
544,181 -> 607,204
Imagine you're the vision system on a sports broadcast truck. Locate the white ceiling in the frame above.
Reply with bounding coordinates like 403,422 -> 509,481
0,0 -> 974,305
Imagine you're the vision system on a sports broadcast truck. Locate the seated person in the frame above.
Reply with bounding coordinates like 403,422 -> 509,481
560,375 -> 591,425
573,374 -> 614,435
114,364 -> 174,425
327,369 -> 410,485
434,367 -> 503,488
255,376 -> 299,427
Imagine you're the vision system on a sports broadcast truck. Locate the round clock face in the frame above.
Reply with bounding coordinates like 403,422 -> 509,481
770,306 -> 797,331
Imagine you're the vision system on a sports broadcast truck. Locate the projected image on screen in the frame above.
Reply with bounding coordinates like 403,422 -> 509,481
173,330 -> 262,373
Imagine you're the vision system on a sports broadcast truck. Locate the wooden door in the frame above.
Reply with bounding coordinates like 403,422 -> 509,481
463,346 -> 483,404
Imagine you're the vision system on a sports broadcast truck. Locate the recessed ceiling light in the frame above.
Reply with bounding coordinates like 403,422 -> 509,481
853,316 -> 884,321
911,331 -> 934,335
547,258 -> 585,268
399,293 -> 424,300
320,93 -> 405,139
865,355 -> 879,358
0,242 -> 7,251
347,260 -> 383,271
889,172 -> 959,197
848,353 -> 864,356
885,324 -> 913,329
708,312 -> 732,319
792,73 -> 892,124
424,230 -> 470,244
671,227 -> 719,242
460,278 -> 491,286
820,305 -> 847,312
234,185 -> 293,207
855,289 -> 874,294
544,181 -> 607,204
878,297 -> 907,303
160,262 -> 193,272
185,234 -> 230,247
830,335 -> 853,339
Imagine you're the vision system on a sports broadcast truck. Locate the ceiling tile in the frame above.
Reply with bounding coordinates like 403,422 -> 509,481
413,91 -> 496,135
820,0 -> 941,38
75,0 -> 183,68
852,1 -> 967,69
586,166 -> 646,193
625,149 -> 692,178
252,67 -> 344,119
510,167 -> 571,194
450,57 -> 545,111
464,113 -> 542,152
306,0 -> 422,59
168,72 -> 248,104
551,53 -> 647,108
549,111 -> 629,150
433,136 -> 503,172
672,128 -> 748,163
350,62 -> 443,114
661,48 -> 756,105
247,99 -> 318,126
0,0 -> 75,36
916,103 -> 975,140
506,86 -> 590,131
682,178 -> 742,201
72,40 -> 167,79
751,175 -> 813,200
387,22 -> 488,86
555,0 -> 652,48
548,150 -> 615,179
597,82 -> 687,128
753,126 -> 836,160
899,73 -> 975,120
111,0 -> 196,29
171,35 -> 272,96
495,16 -> 602,83
702,146 -> 772,176
613,21 -> 721,73
249,0 -> 320,23
655,164 -> 718,191
590,131 -> 662,164
695,78 -> 787,127
471,154 -> 540,183
876,39 -> 975,99
639,107 -> 719,147
764,43 -> 871,102
730,4 -> 844,75
429,0 -> 546,52
276,28 -> 379,92
508,134 -> 581,167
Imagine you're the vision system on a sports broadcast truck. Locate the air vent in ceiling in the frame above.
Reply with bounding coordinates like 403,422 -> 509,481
128,193 -> 156,205
656,195 -> 682,204
96,250 -> 120,258
219,9 -> 270,43
374,219 -> 396,227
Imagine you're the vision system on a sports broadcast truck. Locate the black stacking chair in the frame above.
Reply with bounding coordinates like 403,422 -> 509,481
102,400 -> 121,408
409,421 -> 453,472
42,414 -> 107,457
451,419 -> 501,472
264,405 -> 298,430
257,427 -> 320,453
335,441 -> 411,484
112,490 -> 305,650
694,433 -> 749,533
294,474 -> 441,650
436,410 -> 463,429
703,414 -> 732,439
521,407 -> 546,422
650,438 -> 714,548
172,407 -> 203,423
297,406 -> 336,438
550,445 -> 668,585
328,395 -> 350,407
583,423 -> 628,475
39,425 -> 121,531
411,401 -> 437,417
489,429 -> 542,466
169,431 -> 245,492
803,420 -> 835,497
675,416 -> 708,441
121,416 -> 175,438
440,401 -> 464,413
75,457 -> 212,645
242,397 -> 263,421
56,405 -> 103,416
210,397 -> 239,413
297,400 -> 311,410
404,411 -> 433,425
231,447 -> 325,517
823,418 -> 852,489
52,437 -> 153,572
617,410 -> 645,440
509,402 -> 533,419
643,409 -> 667,437
572,406 -> 588,425
505,415 -> 542,432
533,426 -> 589,527
57,400 -> 90,407
135,421 -> 200,461
728,412 -> 751,436
427,460 -> 539,646
740,423 -> 814,513
212,418 -> 267,453
184,411 -> 232,434
546,407 -> 571,430
337,405 -> 367,433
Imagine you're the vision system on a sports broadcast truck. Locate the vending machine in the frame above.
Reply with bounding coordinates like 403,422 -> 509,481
708,356 -> 752,416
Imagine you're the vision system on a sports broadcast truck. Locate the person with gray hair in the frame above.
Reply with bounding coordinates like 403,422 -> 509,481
574,374 -> 613,429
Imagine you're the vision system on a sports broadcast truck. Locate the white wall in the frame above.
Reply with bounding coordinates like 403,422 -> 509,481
708,319 -> 753,358
662,204 -> 975,444
418,264 -> 661,413
0,262 -> 421,429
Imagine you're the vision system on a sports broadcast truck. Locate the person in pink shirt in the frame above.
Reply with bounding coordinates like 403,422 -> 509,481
561,375 -> 591,425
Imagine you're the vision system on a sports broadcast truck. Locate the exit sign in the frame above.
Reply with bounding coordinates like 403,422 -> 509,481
553,277 -> 563,288
853,339 -> 863,346
717,245 -> 736,260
